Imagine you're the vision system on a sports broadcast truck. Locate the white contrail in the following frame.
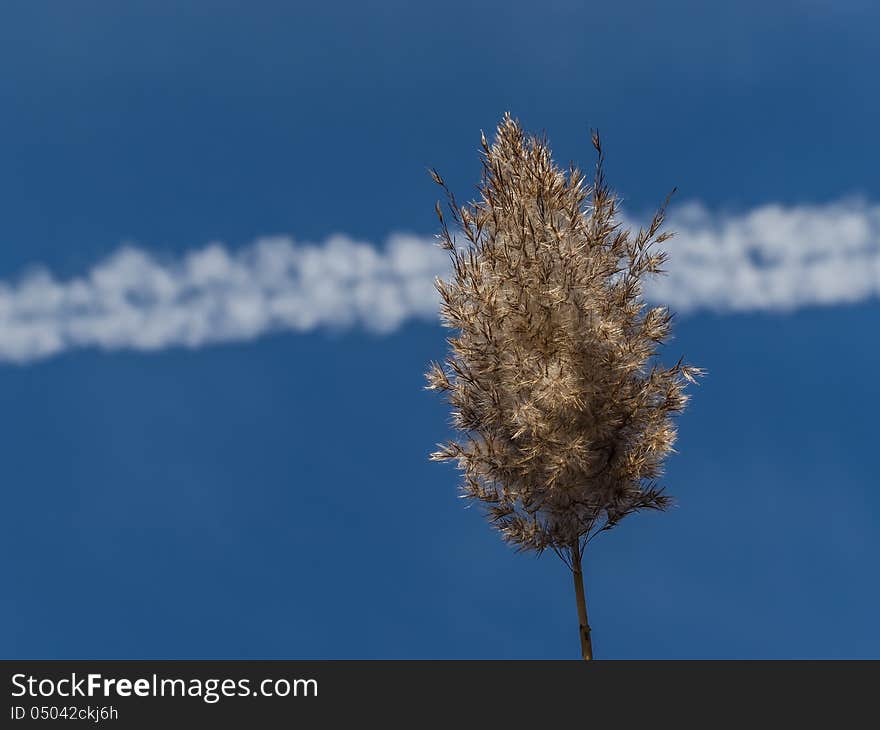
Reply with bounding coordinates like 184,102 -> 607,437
642,198 -> 880,312
0,199 -> 879,363
0,233 -> 448,363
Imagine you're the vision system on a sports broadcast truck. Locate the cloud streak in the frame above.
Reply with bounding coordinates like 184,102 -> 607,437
0,234 -> 447,363
642,198 -> 880,313
1,199 -> 879,363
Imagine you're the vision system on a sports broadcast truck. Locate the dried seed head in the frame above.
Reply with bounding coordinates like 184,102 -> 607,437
427,113 -> 701,555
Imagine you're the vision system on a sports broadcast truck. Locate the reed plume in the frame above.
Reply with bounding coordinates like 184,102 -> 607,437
426,114 -> 702,659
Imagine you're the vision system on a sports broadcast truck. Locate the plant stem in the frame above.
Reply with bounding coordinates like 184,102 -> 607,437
570,540 -> 593,660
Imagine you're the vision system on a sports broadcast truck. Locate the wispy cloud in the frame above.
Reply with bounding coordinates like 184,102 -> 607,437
0,234 -> 447,363
642,198 -> 880,312
1,199 -> 879,363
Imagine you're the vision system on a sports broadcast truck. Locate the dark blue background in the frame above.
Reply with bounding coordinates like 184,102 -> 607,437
1,1 -> 877,658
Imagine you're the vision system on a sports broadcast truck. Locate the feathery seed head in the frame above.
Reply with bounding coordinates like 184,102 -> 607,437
427,113 -> 702,555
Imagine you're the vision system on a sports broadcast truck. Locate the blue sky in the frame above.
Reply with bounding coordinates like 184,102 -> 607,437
1,1 -> 878,658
